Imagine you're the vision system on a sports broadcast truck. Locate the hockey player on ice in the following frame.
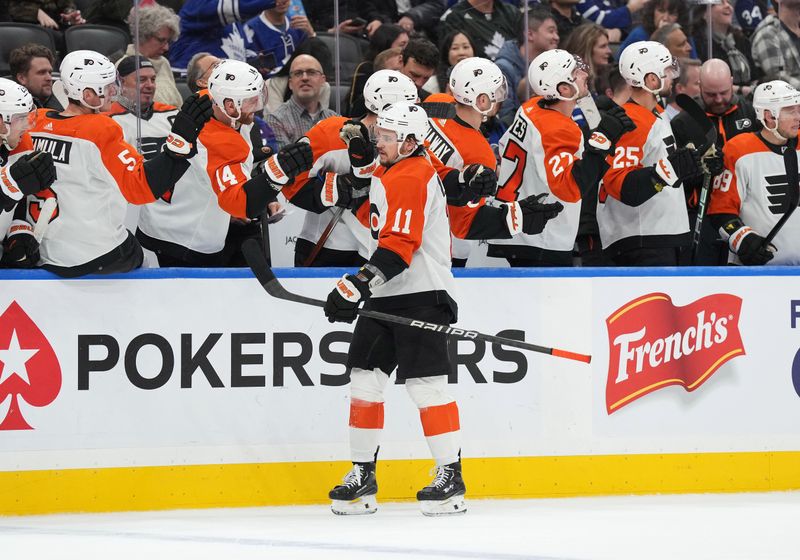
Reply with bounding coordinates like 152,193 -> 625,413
323,102 -> 466,517
26,50 -> 213,277
0,79 -> 56,268
708,80 -> 800,265
492,49 -> 634,267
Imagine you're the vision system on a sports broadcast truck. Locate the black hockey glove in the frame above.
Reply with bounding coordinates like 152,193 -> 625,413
721,217 -> 776,265
165,93 -> 213,157
259,140 -> 314,187
340,119 -> 370,145
504,193 -> 564,235
324,269 -> 373,323
319,171 -> 369,209
1,151 -> 57,211
460,164 -> 498,202
1,220 -> 39,268
596,104 -> 635,145
653,147 -> 702,189
700,148 -> 724,177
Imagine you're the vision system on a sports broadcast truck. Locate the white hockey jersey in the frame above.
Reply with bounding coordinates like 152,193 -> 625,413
708,132 -> 800,265
109,101 -> 233,256
597,102 -> 689,254
357,154 -> 456,308
492,97 -> 584,254
27,109 -> 161,268
283,116 -> 370,256
0,135 -> 34,248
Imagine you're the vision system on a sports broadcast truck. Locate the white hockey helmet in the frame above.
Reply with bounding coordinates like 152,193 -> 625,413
0,78 -> 36,147
363,69 -> 418,114
618,41 -> 678,95
528,49 -> 586,101
376,102 -> 429,159
753,80 -> 800,130
449,57 -> 508,115
60,50 -> 119,109
208,59 -> 266,123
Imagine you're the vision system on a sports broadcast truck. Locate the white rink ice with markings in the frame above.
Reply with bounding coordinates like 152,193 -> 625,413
1,492 -> 798,559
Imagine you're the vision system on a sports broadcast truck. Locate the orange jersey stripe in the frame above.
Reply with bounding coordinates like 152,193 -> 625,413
419,401 -> 460,437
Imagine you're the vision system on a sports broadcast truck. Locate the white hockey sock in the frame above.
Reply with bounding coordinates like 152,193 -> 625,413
349,368 -> 388,463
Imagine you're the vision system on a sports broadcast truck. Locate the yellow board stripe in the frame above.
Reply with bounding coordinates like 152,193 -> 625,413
2,451 -> 800,516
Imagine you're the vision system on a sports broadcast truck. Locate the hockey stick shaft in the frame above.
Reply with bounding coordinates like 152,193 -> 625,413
243,240 -> 591,364
303,207 -> 345,266
33,197 -> 57,243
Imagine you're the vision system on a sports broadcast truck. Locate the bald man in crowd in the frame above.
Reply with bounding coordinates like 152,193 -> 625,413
671,58 -> 760,265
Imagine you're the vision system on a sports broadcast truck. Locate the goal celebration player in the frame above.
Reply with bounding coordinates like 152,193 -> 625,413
323,102 -> 466,517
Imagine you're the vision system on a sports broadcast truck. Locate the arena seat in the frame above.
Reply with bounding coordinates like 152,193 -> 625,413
316,32 -> 363,84
64,24 -> 129,58
0,23 -> 57,76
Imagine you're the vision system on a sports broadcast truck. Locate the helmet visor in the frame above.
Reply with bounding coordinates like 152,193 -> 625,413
664,57 -> 680,80
494,79 -> 508,103
8,108 -> 36,134
240,84 -> 268,114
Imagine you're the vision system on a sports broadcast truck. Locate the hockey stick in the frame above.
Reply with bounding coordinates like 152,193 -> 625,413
303,206 -> 345,266
242,239 -> 592,363
33,196 -> 57,243
762,137 -> 800,248
675,94 -> 719,262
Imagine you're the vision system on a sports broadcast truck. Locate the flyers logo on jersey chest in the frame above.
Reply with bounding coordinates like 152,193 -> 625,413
31,136 -> 72,164
369,203 -> 381,240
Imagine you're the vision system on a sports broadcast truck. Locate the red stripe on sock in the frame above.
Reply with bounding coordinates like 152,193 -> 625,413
349,399 -> 384,429
419,401 -> 460,437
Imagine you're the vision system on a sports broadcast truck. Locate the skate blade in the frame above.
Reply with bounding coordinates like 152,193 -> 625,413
419,495 -> 467,517
331,495 -> 378,515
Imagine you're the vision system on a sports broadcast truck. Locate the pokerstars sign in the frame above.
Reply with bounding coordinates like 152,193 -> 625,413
0,301 -> 61,430
605,293 -> 745,414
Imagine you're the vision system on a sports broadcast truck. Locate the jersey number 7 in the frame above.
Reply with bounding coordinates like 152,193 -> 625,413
497,140 -> 527,201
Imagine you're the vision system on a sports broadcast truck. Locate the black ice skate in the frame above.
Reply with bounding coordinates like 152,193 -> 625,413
329,462 -> 378,515
416,460 -> 467,516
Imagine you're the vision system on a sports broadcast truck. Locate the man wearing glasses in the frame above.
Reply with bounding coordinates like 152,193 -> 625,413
266,54 -> 337,147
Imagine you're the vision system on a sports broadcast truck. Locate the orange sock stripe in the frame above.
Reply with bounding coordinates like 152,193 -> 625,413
419,401 -> 460,437
349,399 -> 384,429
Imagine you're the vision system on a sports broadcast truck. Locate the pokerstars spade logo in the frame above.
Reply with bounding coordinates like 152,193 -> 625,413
0,301 -> 61,430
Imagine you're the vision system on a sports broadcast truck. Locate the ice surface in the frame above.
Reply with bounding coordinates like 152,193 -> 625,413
1,492 -> 797,559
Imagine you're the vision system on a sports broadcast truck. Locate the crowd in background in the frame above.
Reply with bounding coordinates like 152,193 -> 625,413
1,0 -> 799,271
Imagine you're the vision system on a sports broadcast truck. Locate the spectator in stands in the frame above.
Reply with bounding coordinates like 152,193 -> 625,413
266,54 -> 337,146
361,0 -> 447,41
123,3 -> 182,107
651,23 -> 693,60
671,58 -> 759,265
345,24 -> 409,117
245,0 -> 315,78
264,37 -> 333,113
549,0 -> 589,46
691,0 -> 758,93
735,0 -> 773,37
185,52 -> 220,93
495,6 -> 559,126
399,38 -> 439,101
8,0 -> 85,55
751,0 -> 800,91
618,0 -> 697,59
663,57 -> 701,121
577,0 -> 646,41
432,30 -> 476,94
441,0 -> 518,60
595,67 -> 631,106
374,47 -> 403,71
9,44 -> 62,111
168,0 -> 274,73
561,23 -> 612,90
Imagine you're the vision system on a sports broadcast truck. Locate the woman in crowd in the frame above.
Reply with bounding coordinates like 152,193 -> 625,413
691,0 -> 759,93
619,0 -> 696,58
561,23 -> 613,94
433,30 -> 476,94
344,24 -> 409,116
